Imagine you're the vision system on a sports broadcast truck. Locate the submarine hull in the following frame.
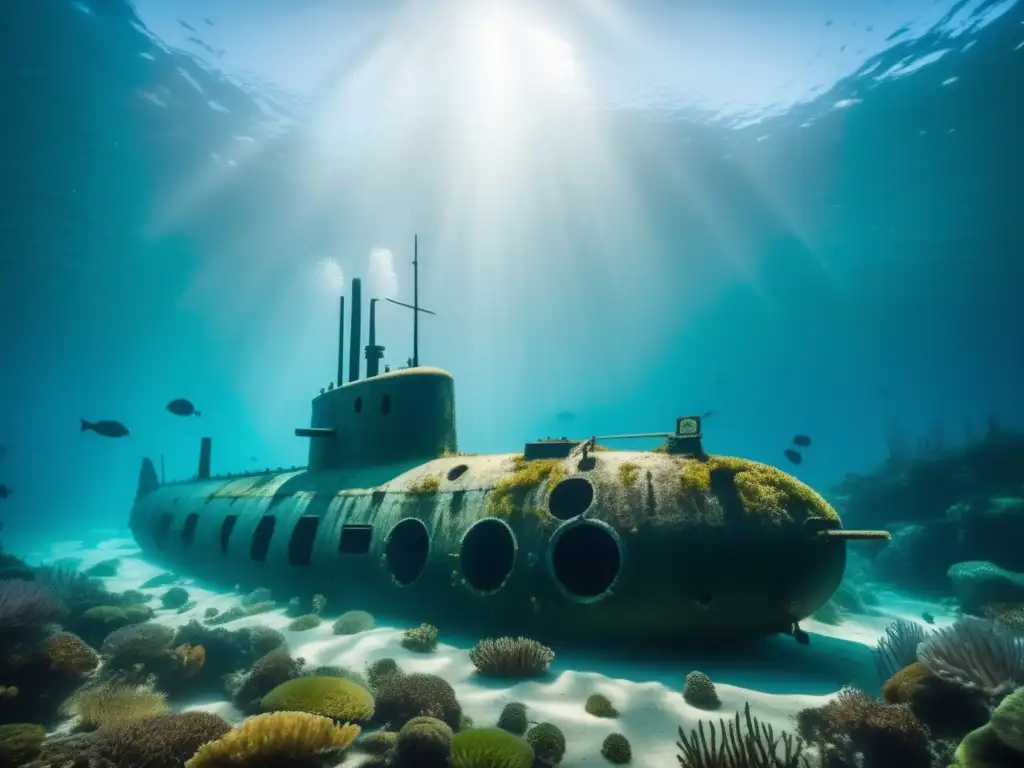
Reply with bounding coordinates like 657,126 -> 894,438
128,449 -> 847,647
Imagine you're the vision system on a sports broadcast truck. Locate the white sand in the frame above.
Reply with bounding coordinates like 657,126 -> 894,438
36,538 -> 954,767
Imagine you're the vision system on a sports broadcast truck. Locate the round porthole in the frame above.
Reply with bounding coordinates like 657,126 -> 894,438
447,464 -> 469,481
548,477 -> 594,520
460,518 -> 516,593
384,518 -> 430,586
548,519 -> 622,602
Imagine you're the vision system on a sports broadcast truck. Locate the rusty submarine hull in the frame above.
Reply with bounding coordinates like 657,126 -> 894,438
128,265 -> 888,647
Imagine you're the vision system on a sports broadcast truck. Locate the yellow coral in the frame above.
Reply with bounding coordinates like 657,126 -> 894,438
617,463 -> 640,487
43,633 -> 99,677
186,711 -> 360,768
260,676 -> 375,721
174,643 -> 206,677
63,684 -> 168,729
882,662 -> 934,703
487,457 -> 568,518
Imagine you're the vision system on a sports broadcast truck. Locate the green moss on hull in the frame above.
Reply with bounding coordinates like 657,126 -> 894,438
618,462 -> 640,487
487,456 -> 568,518
408,475 -> 441,494
675,455 -> 838,523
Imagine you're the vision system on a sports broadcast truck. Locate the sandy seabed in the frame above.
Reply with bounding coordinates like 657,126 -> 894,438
32,536 -> 954,766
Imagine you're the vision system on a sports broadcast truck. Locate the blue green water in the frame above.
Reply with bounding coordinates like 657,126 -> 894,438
0,0 -> 1022,554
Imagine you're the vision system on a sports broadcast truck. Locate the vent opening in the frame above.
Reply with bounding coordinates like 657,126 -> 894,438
550,521 -> 621,600
181,513 -> 199,547
447,464 -> 469,481
250,516 -> 276,562
548,477 -> 594,520
385,518 -> 430,586
220,515 -> 237,554
340,524 -> 373,554
153,512 -> 173,550
381,394 -> 391,415
460,519 -> 516,593
288,515 -> 320,566
354,396 -> 363,413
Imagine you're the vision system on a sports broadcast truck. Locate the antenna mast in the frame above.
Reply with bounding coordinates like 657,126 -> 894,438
385,233 -> 436,368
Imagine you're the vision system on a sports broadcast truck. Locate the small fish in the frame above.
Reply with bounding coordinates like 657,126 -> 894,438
793,434 -> 812,447
0,484 -> 12,499
81,419 -> 130,438
784,449 -> 803,465
167,398 -> 201,417
702,410 -> 714,419
921,612 -> 935,625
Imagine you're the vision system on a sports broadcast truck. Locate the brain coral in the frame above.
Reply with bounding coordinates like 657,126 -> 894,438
260,675 -> 375,722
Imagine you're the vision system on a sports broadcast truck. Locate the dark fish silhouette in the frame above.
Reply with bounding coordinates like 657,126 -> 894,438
554,410 -> 577,423
702,410 -> 714,419
0,484 -> 12,499
81,419 -> 129,438
921,612 -> 935,625
784,449 -> 803,465
167,398 -> 201,417
793,435 -> 812,447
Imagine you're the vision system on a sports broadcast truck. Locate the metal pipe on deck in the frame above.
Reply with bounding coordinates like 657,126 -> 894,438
336,295 -> 345,387
198,437 -> 211,480
348,278 -> 362,383
365,298 -> 384,378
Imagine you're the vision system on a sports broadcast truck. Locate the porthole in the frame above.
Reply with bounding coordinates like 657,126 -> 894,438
460,519 -> 516,593
548,519 -> 622,602
384,518 -> 430,586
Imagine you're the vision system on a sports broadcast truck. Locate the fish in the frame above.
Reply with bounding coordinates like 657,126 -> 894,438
0,484 -> 12,499
793,435 -> 812,447
783,449 -> 803,465
167,398 -> 201,417
702,410 -> 714,419
81,419 -> 130,438
921,612 -> 935,624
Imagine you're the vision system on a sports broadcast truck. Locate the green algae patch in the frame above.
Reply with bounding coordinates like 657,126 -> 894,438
408,475 -> 442,494
676,455 -> 837,524
487,456 -> 568,518
617,462 -> 640,487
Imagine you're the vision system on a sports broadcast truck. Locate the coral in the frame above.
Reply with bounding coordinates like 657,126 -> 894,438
393,716 -> 453,768
585,693 -> 619,718
80,605 -> 151,638
34,566 -> 111,614
881,660 -> 989,738
374,673 -> 462,731
185,711 -> 360,768
248,626 -> 285,658
285,598 -> 304,618
172,643 -> 205,677
94,711 -> 231,768
450,727 -> 534,768
954,722 -> 1024,768
948,561 -> 1024,614
117,590 -> 150,606
100,623 -> 174,668
617,463 -> 640,486
159,587 -> 189,610
0,580 -> 67,631
874,619 -> 929,683
20,731 -> 109,768
231,648 -> 303,715
0,723 -> 46,764
487,457 -> 568,518
600,733 -> 631,764
302,665 -> 367,689
172,620 -> 261,693
981,602 -> 1024,632
42,633 -> 99,678
260,676 -> 375,722
401,623 -> 439,652
241,588 -> 272,606
683,671 -> 721,711
139,573 -> 177,589
525,722 -> 565,766
367,658 -> 401,692
497,702 -> 528,735
469,637 -> 554,677
795,688 -> 930,768
356,730 -> 398,755
679,702 -> 808,768
409,475 -> 442,494
990,685 -> 1024,752
287,614 -> 322,631
84,560 -> 119,578
63,684 -> 169,729
311,594 -> 326,615
917,616 -> 1024,696
333,610 -> 375,635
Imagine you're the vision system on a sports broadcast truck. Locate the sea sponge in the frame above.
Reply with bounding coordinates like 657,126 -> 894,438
159,587 -> 190,610
100,623 -> 174,667
585,693 -> 619,718
356,730 -> 398,755
497,702 -> 528,735
600,733 -> 632,764
260,676 -> 375,722
333,610 -> 375,635
394,716 -> 453,768
683,671 -> 721,710
882,661 -> 989,738
42,632 -> 99,677
185,711 -> 360,768
249,626 -> 286,658
287,614 -> 322,631
401,623 -> 439,652
367,658 -> 401,692
62,684 -> 169,729
0,722 -> 45,764
525,722 -> 566,766
450,727 -> 534,768
95,711 -> 231,768
374,673 -> 462,731
469,637 -> 554,677
990,686 -> 1024,753
882,662 -> 935,703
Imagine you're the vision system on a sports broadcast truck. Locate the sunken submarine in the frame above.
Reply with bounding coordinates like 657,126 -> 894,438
128,240 -> 889,647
